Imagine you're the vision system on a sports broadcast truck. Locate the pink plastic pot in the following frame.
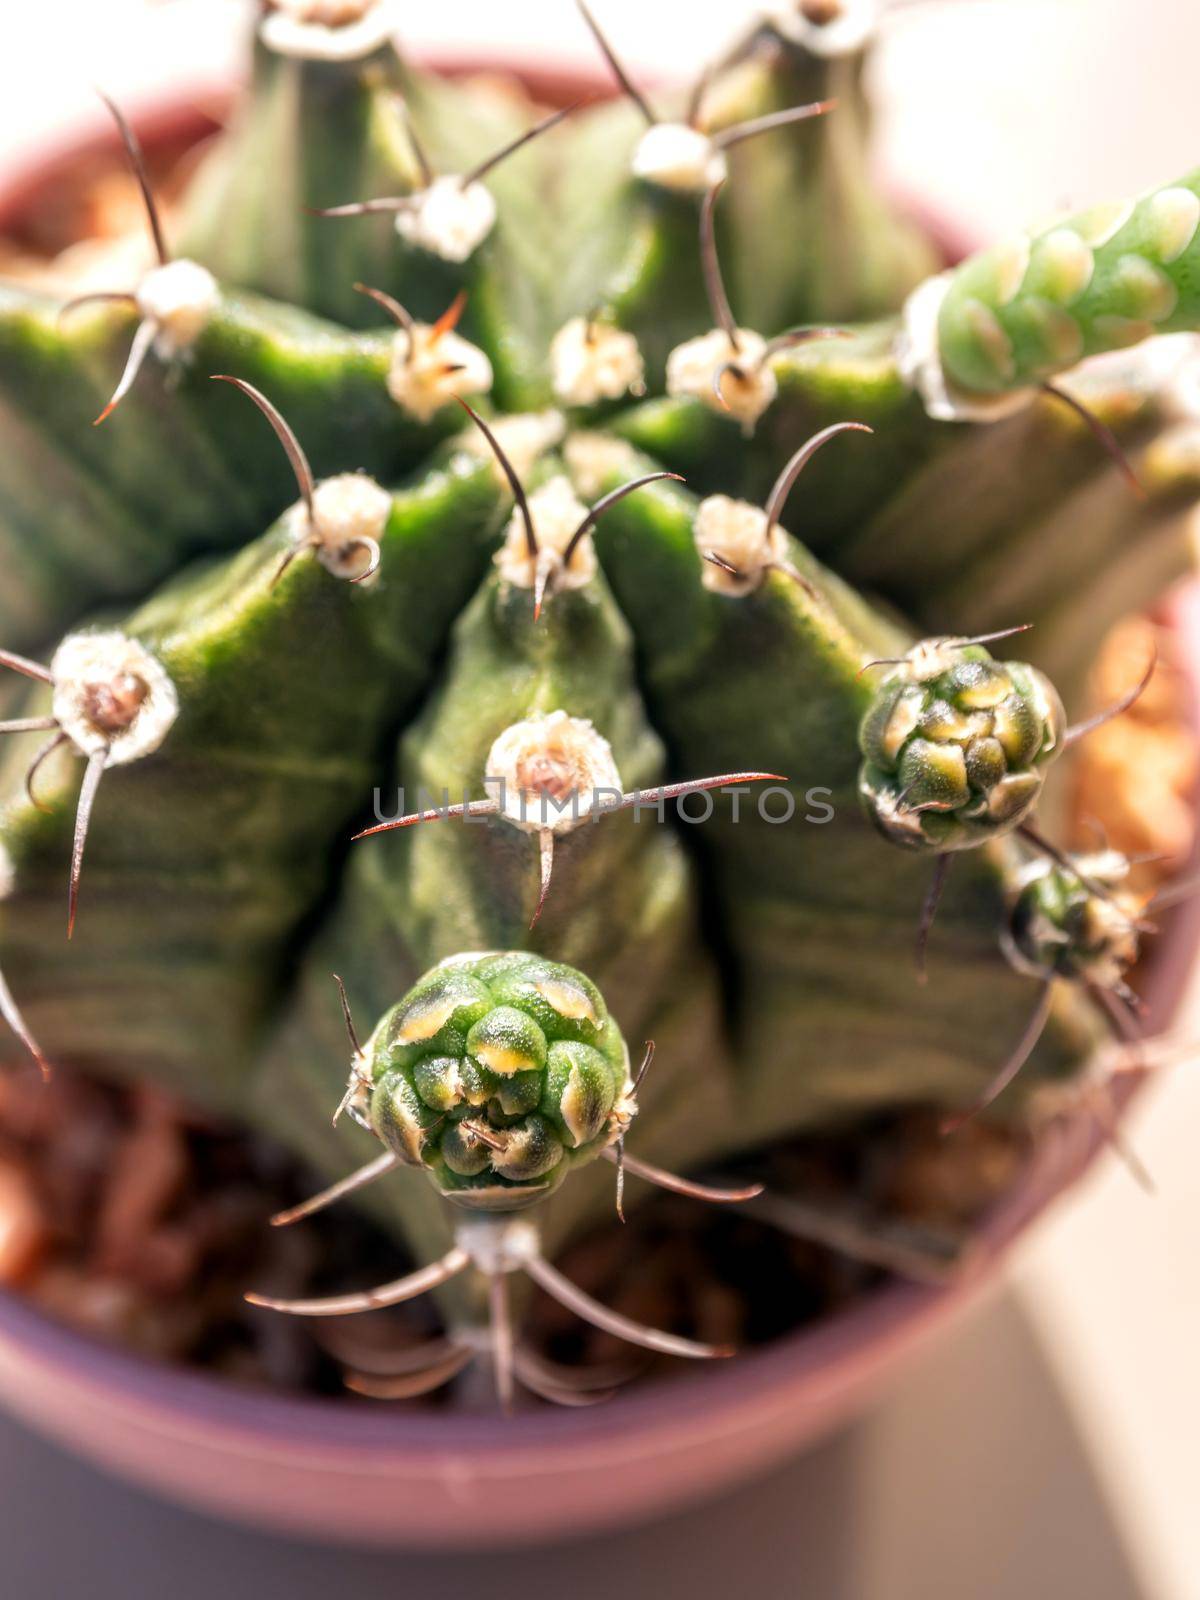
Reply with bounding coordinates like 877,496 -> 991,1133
0,78 -> 1195,1550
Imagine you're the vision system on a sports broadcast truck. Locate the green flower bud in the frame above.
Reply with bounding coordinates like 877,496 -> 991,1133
858,638 -> 1065,852
361,953 -> 631,1210
1002,850 -> 1141,989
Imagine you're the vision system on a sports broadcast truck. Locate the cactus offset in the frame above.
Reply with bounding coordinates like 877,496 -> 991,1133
0,0 -> 1199,1406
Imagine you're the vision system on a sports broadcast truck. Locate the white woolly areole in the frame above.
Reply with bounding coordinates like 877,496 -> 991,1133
768,0 -> 880,55
666,327 -> 777,429
134,259 -> 219,357
457,1217 -> 540,1273
550,318 -> 645,407
259,0 -> 396,61
494,475 -> 596,594
290,473 -> 392,580
902,636 -> 974,682
487,711 -> 623,835
458,410 -> 566,485
897,272 -> 1034,424
563,432 -> 640,500
340,1054 -> 375,1133
632,123 -> 728,195
395,177 -> 497,264
386,325 -> 493,421
605,1061 -> 638,1149
50,631 -> 179,767
694,494 -> 787,596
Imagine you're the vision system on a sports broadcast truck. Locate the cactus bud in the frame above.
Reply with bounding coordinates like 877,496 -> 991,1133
1003,851 -> 1141,990
907,170 -> 1200,416
858,638 -> 1065,851
354,953 -> 629,1209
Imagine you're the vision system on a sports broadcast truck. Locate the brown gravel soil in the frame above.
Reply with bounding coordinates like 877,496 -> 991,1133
0,128 -> 1195,1408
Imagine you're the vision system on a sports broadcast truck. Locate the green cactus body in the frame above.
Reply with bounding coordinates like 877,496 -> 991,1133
0,448 -> 504,1103
857,640 -> 1065,853
935,173 -> 1200,398
0,287 -> 460,649
724,10 -> 938,328
257,466 -> 736,1260
575,452 -> 1096,1145
178,34 -> 417,330
1004,851 -> 1142,990
1,9 -> 1198,1334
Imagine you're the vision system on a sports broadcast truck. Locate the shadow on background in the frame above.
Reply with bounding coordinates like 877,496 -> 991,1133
0,1291 -> 1146,1600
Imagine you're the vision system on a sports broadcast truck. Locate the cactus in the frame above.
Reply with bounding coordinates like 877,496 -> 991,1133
1,0 -> 1199,1407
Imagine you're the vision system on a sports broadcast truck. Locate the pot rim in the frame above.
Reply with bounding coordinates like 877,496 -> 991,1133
0,69 -> 1194,1469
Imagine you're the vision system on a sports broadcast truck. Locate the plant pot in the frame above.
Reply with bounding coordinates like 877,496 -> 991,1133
0,71 -> 1195,1552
